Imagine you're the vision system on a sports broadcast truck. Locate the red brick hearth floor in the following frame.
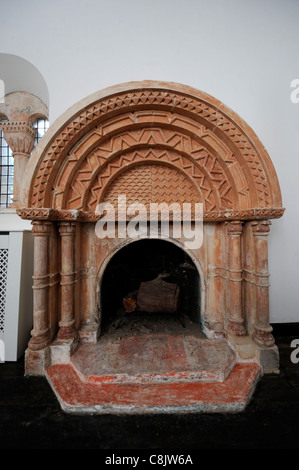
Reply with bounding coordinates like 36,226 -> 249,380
45,333 -> 261,414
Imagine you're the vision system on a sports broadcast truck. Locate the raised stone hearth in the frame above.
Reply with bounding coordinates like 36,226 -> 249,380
46,326 -> 260,414
70,319 -> 235,384
14,81 -> 285,414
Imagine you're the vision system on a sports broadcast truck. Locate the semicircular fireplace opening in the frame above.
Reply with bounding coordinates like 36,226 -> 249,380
99,238 -> 201,337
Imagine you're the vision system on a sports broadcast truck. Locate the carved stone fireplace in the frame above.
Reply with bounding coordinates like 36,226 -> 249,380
17,81 -> 285,413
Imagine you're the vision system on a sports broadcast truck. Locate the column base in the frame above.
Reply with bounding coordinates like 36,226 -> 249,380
78,321 -> 100,343
202,321 -> 225,339
253,323 -> 275,348
50,336 -> 78,365
57,324 -> 75,341
28,328 -> 51,351
25,346 -> 50,376
227,320 -> 246,337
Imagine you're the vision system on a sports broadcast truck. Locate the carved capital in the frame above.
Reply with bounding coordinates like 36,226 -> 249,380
0,120 -> 36,155
59,221 -> 76,235
31,220 -> 52,236
227,220 -> 243,236
251,219 -> 271,235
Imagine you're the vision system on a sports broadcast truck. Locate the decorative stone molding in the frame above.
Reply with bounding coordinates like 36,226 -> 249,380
16,207 -> 285,223
251,219 -> 271,234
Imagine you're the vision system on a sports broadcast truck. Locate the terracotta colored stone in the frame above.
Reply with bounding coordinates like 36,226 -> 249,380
10,81 -> 285,412
58,222 -> 76,340
28,221 -> 52,351
46,361 -> 261,414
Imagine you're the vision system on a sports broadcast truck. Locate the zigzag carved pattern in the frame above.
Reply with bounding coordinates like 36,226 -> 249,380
64,128 -> 234,211
30,90 -> 271,209
103,164 -> 200,212
215,118 -> 270,207
75,149 -> 218,212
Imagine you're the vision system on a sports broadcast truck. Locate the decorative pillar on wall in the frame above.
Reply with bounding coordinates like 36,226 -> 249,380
251,220 -> 274,347
28,221 -> 52,351
58,222 -> 76,340
1,121 -> 35,207
0,91 -> 48,208
227,220 -> 246,336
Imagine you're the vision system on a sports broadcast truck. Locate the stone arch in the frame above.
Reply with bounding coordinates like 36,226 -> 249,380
18,81 -> 284,222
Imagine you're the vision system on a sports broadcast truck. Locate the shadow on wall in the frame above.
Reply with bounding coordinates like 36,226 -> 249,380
0,53 -> 49,110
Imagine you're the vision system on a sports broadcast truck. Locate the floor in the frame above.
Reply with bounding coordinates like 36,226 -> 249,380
0,324 -> 299,450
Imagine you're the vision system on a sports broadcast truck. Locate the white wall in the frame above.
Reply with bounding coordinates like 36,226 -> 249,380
0,53 -> 49,107
0,0 -> 298,322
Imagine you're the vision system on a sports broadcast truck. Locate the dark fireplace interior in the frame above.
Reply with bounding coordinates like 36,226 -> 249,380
100,239 -> 201,335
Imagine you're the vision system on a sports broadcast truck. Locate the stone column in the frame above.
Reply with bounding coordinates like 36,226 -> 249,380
28,221 -> 52,351
227,220 -> 246,336
0,121 -> 36,207
204,223 -> 225,337
58,222 -> 76,340
251,220 -> 274,347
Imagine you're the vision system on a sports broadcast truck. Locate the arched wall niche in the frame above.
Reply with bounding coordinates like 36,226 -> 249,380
19,81 -> 285,377
0,53 -> 49,109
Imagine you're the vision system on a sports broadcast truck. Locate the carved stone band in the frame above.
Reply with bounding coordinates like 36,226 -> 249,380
17,207 -> 285,222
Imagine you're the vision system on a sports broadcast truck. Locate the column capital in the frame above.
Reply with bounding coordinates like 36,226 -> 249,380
0,119 -> 36,208
251,219 -> 271,235
59,221 -> 76,235
0,92 -> 48,210
32,220 -> 52,235
226,220 -> 243,235
0,120 -> 36,155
